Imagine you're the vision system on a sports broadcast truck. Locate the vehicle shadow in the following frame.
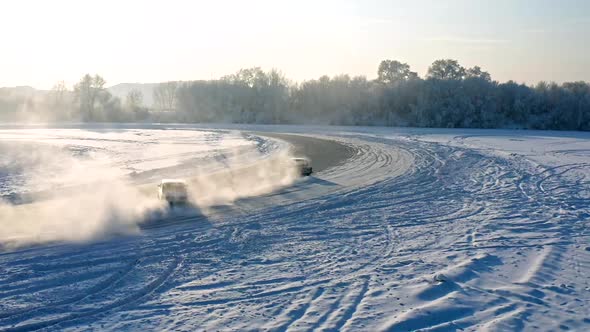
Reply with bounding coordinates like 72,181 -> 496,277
140,175 -> 338,230
267,175 -> 339,197
220,175 -> 340,213
139,203 -> 211,231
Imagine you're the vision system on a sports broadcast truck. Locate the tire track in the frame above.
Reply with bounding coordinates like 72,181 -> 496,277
3,256 -> 182,332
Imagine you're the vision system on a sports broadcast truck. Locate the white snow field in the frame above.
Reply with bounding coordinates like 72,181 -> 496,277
1,125 -> 590,331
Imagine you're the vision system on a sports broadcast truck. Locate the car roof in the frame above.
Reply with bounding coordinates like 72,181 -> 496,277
161,179 -> 187,184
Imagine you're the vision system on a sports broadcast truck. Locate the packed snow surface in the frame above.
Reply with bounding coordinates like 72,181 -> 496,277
1,125 -> 589,331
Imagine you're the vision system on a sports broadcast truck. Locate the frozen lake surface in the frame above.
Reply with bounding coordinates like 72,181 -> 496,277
1,125 -> 589,331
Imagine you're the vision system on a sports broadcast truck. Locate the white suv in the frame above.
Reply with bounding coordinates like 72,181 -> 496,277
158,179 -> 189,206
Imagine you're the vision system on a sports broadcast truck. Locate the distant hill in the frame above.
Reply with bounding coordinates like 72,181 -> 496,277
1,83 -> 162,108
107,83 -> 159,107
0,86 -> 48,98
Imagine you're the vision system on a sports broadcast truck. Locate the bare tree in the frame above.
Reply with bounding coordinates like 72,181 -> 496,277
153,81 -> 178,111
49,81 -> 72,119
51,81 -> 67,105
125,89 -> 144,110
74,74 -> 106,120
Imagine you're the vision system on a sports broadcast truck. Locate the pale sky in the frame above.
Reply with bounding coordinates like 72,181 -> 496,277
1,0 -> 589,89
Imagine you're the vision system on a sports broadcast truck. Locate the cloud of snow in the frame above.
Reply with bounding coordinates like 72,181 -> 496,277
186,148 -> 299,212
0,137 -> 300,249
0,142 -> 165,249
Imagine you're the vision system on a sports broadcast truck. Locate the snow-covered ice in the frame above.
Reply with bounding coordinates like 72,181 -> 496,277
1,125 -> 589,331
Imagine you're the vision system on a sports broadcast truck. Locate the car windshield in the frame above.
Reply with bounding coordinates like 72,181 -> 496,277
162,183 -> 187,192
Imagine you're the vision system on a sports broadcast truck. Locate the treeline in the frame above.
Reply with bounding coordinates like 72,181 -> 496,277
2,59 -> 590,130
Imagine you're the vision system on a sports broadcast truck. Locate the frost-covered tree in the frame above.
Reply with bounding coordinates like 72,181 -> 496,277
377,60 -> 418,84
465,66 -> 491,81
427,59 -> 466,80
6,59 -> 586,130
